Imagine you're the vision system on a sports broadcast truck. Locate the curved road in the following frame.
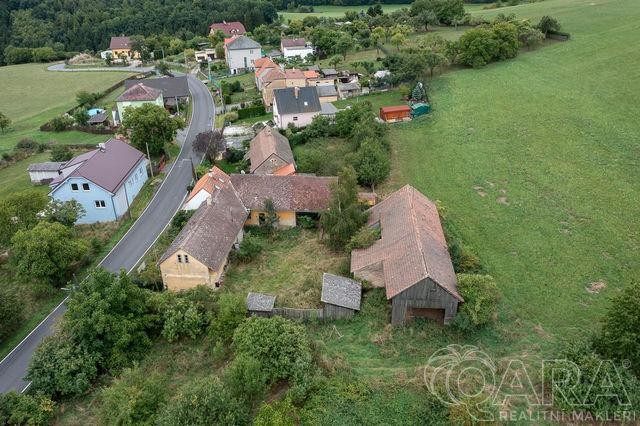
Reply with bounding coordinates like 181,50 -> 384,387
47,62 -> 155,73
0,75 -> 214,393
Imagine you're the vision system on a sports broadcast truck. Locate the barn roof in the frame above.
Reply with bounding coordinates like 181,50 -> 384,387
321,273 -> 362,310
246,292 -> 276,312
350,185 -> 462,301
248,125 -> 295,173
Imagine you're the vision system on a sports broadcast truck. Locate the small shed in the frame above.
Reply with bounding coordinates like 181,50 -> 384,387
380,105 -> 411,123
411,103 -> 431,118
321,273 -> 362,319
246,292 -> 276,317
27,162 -> 64,184
88,112 -> 108,126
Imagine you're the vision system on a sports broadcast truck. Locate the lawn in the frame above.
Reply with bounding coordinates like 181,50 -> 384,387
279,4 -> 408,21
0,152 -> 50,200
0,63 -> 136,152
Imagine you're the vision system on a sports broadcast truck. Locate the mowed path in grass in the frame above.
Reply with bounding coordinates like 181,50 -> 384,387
393,0 -> 640,344
0,63 -> 135,151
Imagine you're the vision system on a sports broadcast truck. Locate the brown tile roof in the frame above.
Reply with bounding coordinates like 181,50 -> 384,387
116,83 -> 162,102
110,36 -> 131,50
209,21 -> 246,35
159,176 -> 248,270
285,68 -> 305,80
248,126 -> 295,173
254,57 -> 277,69
263,67 -> 286,82
273,163 -> 296,176
282,38 -> 306,48
350,185 -> 462,301
186,167 -> 231,204
229,174 -> 335,212
304,70 -> 319,79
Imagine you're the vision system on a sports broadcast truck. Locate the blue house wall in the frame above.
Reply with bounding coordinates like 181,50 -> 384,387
50,159 -> 149,224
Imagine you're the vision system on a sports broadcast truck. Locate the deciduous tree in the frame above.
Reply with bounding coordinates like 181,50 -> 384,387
0,112 -> 11,133
192,129 -> 225,163
122,103 -> 185,157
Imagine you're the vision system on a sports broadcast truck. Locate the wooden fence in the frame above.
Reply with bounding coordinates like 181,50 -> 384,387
271,307 -> 324,321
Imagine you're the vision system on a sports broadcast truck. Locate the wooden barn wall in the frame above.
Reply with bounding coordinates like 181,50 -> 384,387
391,278 -> 459,325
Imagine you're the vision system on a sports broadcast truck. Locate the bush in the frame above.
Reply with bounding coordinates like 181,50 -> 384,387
73,107 -> 90,126
457,27 -> 499,68
0,287 -> 23,342
453,274 -> 500,331
224,111 -> 239,123
50,145 -> 73,162
99,368 -> 167,425
27,334 -> 99,399
297,215 -> 317,230
0,392 -> 54,426
346,226 -> 380,251
232,232 -> 264,263
536,15 -> 560,36
233,316 -> 312,382
225,147 -> 246,164
208,293 -> 245,344
15,138 -> 38,152
50,115 -> 74,132
254,397 -> 299,426
236,105 -> 266,120
448,238 -> 484,273
160,297 -> 207,342
223,354 -> 268,403
156,377 -> 248,425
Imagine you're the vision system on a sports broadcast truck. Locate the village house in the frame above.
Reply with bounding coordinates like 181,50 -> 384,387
254,57 -> 279,90
315,85 -> 338,103
124,76 -> 190,113
281,38 -> 314,59
209,21 -> 246,37
108,36 -> 140,60
350,185 -> 463,325
224,36 -> 262,75
246,125 -> 296,175
47,139 -> 148,224
115,83 -> 164,124
164,167 -> 335,290
337,81 -> 362,99
272,86 -> 322,128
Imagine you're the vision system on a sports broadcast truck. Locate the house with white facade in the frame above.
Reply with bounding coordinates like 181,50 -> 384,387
224,36 -> 262,74
115,83 -> 164,124
272,87 -> 321,129
48,139 -> 149,224
281,38 -> 314,59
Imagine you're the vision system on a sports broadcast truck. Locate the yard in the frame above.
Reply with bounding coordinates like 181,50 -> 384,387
0,63 -> 136,152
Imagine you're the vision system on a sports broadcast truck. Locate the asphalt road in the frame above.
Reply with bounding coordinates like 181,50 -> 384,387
47,62 -> 155,73
0,75 -> 214,394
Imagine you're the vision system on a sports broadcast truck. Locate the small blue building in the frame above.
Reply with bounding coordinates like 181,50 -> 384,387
49,139 -> 149,224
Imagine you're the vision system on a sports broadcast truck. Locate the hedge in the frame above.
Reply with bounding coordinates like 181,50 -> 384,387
237,105 -> 266,120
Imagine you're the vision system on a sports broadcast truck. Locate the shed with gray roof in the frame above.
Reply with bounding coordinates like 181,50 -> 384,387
246,292 -> 276,317
27,161 -> 64,184
321,273 -> 362,319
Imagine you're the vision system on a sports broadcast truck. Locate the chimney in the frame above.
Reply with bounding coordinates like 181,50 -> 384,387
206,196 -> 212,206
294,86 -> 299,98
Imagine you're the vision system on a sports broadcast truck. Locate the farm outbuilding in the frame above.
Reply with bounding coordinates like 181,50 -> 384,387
321,273 -> 362,319
27,162 -> 64,184
246,292 -> 276,317
380,105 -> 411,123
411,103 -> 431,117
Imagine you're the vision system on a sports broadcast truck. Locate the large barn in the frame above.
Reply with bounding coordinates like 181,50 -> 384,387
350,185 -> 463,325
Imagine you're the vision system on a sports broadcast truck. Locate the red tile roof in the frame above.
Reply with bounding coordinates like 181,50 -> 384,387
303,70 -> 319,79
350,185 -> 461,301
273,163 -> 296,176
209,21 -> 246,36
285,68 -> 305,80
186,167 -> 231,203
116,83 -> 162,102
110,36 -> 131,50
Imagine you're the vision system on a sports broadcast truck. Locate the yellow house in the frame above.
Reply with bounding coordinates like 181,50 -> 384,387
109,36 -> 141,60
159,181 -> 247,291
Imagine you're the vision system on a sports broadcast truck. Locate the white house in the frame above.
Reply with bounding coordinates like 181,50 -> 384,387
281,38 -> 314,60
224,36 -> 262,75
272,87 -> 322,129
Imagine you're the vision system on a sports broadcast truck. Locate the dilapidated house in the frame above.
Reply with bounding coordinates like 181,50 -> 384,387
246,126 -> 295,175
350,185 -> 462,325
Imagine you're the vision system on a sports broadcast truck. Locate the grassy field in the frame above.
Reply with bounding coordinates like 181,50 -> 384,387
280,4 -> 407,21
0,63 -> 136,152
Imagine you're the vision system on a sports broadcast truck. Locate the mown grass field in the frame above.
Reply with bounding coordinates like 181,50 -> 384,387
280,4 -> 407,21
0,63 -> 136,152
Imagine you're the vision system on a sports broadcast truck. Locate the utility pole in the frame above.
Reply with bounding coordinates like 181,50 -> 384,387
146,142 -> 154,178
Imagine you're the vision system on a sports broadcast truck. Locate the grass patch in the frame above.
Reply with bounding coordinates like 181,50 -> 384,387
279,4 -> 407,21
0,152 -> 50,201
334,89 -> 405,112
223,228 -> 349,308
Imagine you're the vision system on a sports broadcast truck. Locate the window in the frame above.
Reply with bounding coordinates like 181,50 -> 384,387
293,116 -> 298,121
184,255 -> 189,263
71,183 -> 79,191
82,183 -> 90,191
94,200 -> 106,208
177,254 -> 183,263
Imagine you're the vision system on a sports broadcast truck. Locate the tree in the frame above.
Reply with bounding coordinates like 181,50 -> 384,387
412,9 -> 438,32
41,199 -> 86,226
0,392 -> 54,426
492,22 -> 519,61
352,139 -> 390,189
0,112 -> 10,133
536,15 -> 560,37
457,27 -> 499,68
122,103 -> 185,157
73,107 -> 89,126
75,90 -> 100,107
156,60 -> 170,75
233,316 -> 312,382
334,33 -> 355,60
424,49 -> 448,77
26,333 -> 99,399
50,145 -> 73,162
223,354 -> 268,403
390,32 -> 407,51
0,189 -> 49,247
328,55 -> 342,69
320,166 -> 368,250
0,287 -> 23,341
453,274 -> 500,331
192,129 -> 225,163
594,281 -> 640,376
371,27 -> 386,55
11,221 -> 88,287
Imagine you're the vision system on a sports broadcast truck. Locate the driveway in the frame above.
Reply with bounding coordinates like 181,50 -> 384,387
0,75 -> 214,394
47,62 -> 155,73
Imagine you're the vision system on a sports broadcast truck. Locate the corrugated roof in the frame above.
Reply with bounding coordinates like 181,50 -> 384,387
273,87 -> 321,115
350,185 -> 462,301
159,177 -> 248,270
246,292 -> 276,311
124,76 -> 189,99
321,273 -> 362,310
117,83 -> 162,102
226,35 -> 261,51
249,126 -> 295,173
50,139 -> 145,194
